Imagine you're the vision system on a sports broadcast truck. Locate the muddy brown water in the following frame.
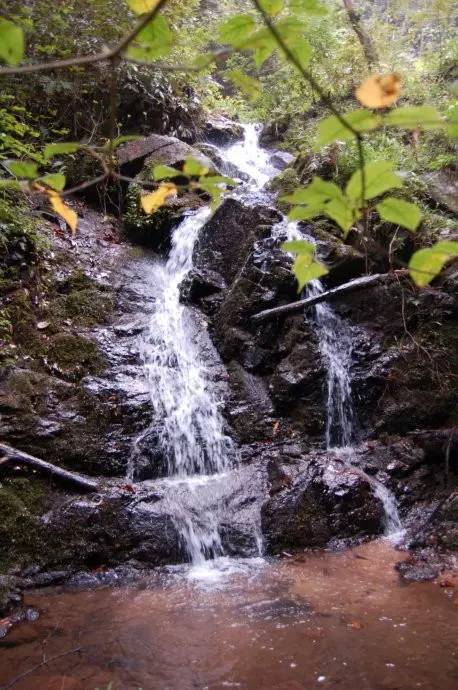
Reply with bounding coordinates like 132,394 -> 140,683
1,540 -> 457,690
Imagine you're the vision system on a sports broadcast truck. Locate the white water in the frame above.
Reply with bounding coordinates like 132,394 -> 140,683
132,124 -> 401,564
140,207 -> 234,478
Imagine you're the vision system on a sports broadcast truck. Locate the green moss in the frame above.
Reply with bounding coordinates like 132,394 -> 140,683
47,333 -> 105,380
0,478 -> 49,572
267,167 -> 300,199
49,288 -> 114,327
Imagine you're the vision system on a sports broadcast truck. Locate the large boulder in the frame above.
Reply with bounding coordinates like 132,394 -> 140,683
261,455 -> 385,553
203,114 -> 244,146
117,132 -> 213,175
422,168 -> 458,214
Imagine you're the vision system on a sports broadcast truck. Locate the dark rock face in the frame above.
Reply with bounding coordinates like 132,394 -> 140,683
203,115 -> 244,146
270,151 -> 294,170
261,455 -> 385,553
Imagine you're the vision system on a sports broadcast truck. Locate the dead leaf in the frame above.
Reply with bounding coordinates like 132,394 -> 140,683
273,421 -> 280,436
356,73 -> 401,109
348,621 -> 364,629
48,191 -> 78,234
37,321 -> 50,330
141,183 -> 177,214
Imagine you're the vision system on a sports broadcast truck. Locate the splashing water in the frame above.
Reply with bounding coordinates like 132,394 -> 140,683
140,207 -> 234,477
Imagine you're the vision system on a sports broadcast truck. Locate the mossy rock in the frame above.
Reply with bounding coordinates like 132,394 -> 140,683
48,288 -> 114,327
46,333 -> 105,380
266,167 -> 300,208
0,477 -> 49,572
123,183 -> 204,251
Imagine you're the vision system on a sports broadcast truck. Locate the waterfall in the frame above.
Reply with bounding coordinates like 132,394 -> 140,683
140,207 -> 234,477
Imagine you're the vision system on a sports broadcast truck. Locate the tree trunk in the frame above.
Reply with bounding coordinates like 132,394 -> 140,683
0,443 -> 100,492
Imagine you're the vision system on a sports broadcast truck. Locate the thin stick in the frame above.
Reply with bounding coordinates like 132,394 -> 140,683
1,647 -> 83,690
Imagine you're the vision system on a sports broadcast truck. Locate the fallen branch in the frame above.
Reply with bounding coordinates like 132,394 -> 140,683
0,444 -> 99,492
1,646 -> 83,690
252,270 -> 408,324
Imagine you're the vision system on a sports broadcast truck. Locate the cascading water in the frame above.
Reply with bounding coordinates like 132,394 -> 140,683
140,207 -> 233,477
132,123 -> 401,567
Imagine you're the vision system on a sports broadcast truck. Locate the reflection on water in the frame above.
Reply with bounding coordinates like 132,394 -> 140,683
1,540 -> 457,690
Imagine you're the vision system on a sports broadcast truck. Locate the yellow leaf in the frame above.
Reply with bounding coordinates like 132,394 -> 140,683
48,191 -> 78,234
127,0 -> 160,15
356,73 -> 401,109
141,183 -> 177,214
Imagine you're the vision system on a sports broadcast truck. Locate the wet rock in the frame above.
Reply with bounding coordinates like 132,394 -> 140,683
117,132 -> 213,175
193,198 -> 282,284
203,114 -> 244,146
261,455 -> 385,553
396,555 -> 441,582
270,151 -> 294,170
196,142 -> 248,181
422,168 -> 458,214
259,116 -> 290,148
180,267 -> 227,304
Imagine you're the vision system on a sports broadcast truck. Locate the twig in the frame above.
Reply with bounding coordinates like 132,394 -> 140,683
251,0 -> 366,204
1,646 -> 83,690
0,0 -> 170,77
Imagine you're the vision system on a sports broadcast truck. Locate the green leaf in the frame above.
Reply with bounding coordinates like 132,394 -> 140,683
287,205 -> 323,221
281,239 -> 314,254
218,15 -> 256,46
376,197 -> 422,231
127,16 -> 173,61
227,69 -> 263,101
288,0 -> 328,16
447,103 -> 458,138
325,197 -> 356,236
183,157 -> 209,177
127,0 -> 160,15
384,106 -> 445,130
39,173 -> 66,191
282,178 -> 343,205
259,0 -> 284,14
110,135 -> 142,149
286,37 -> 312,68
293,254 -> 328,291
0,19 -> 24,66
409,241 -> 458,287
0,179 -> 22,191
44,142 -> 81,159
199,175 -> 236,209
152,164 -> 181,181
7,161 -> 38,179
316,110 -> 381,147
346,160 -> 403,201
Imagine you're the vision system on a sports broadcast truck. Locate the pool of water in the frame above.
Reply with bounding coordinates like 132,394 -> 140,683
1,540 -> 457,690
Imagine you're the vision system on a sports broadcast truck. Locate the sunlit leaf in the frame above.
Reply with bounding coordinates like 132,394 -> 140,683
127,16 -> 173,61
325,197 -> 356,236
141,183 -> 177,213
127,0 -> 161,15
409,241 -> 458,287
110,135 -> 142,149
152,164 -> 181,181
293,253 -> 328,291
218,15 -> 256,46
384,106 -> 445,130
346,160 -> 403,201
259,0 -> 284,15
183,157 -> 209,177
356,73 -> 401,109
39,173 -> 66,191
376,197 -> 422,231
281,239 -> 314,254
0,19 -> 24,66
49,192 -> 78,234
288,0 -> 328,16
227,69 -> 263,101
7,161 -> 38,179
287,204 -> 323,221
198,175 -> 235,210
44,142 -> 81,159
316,110 -> 381,147
282,178 -> 344,205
